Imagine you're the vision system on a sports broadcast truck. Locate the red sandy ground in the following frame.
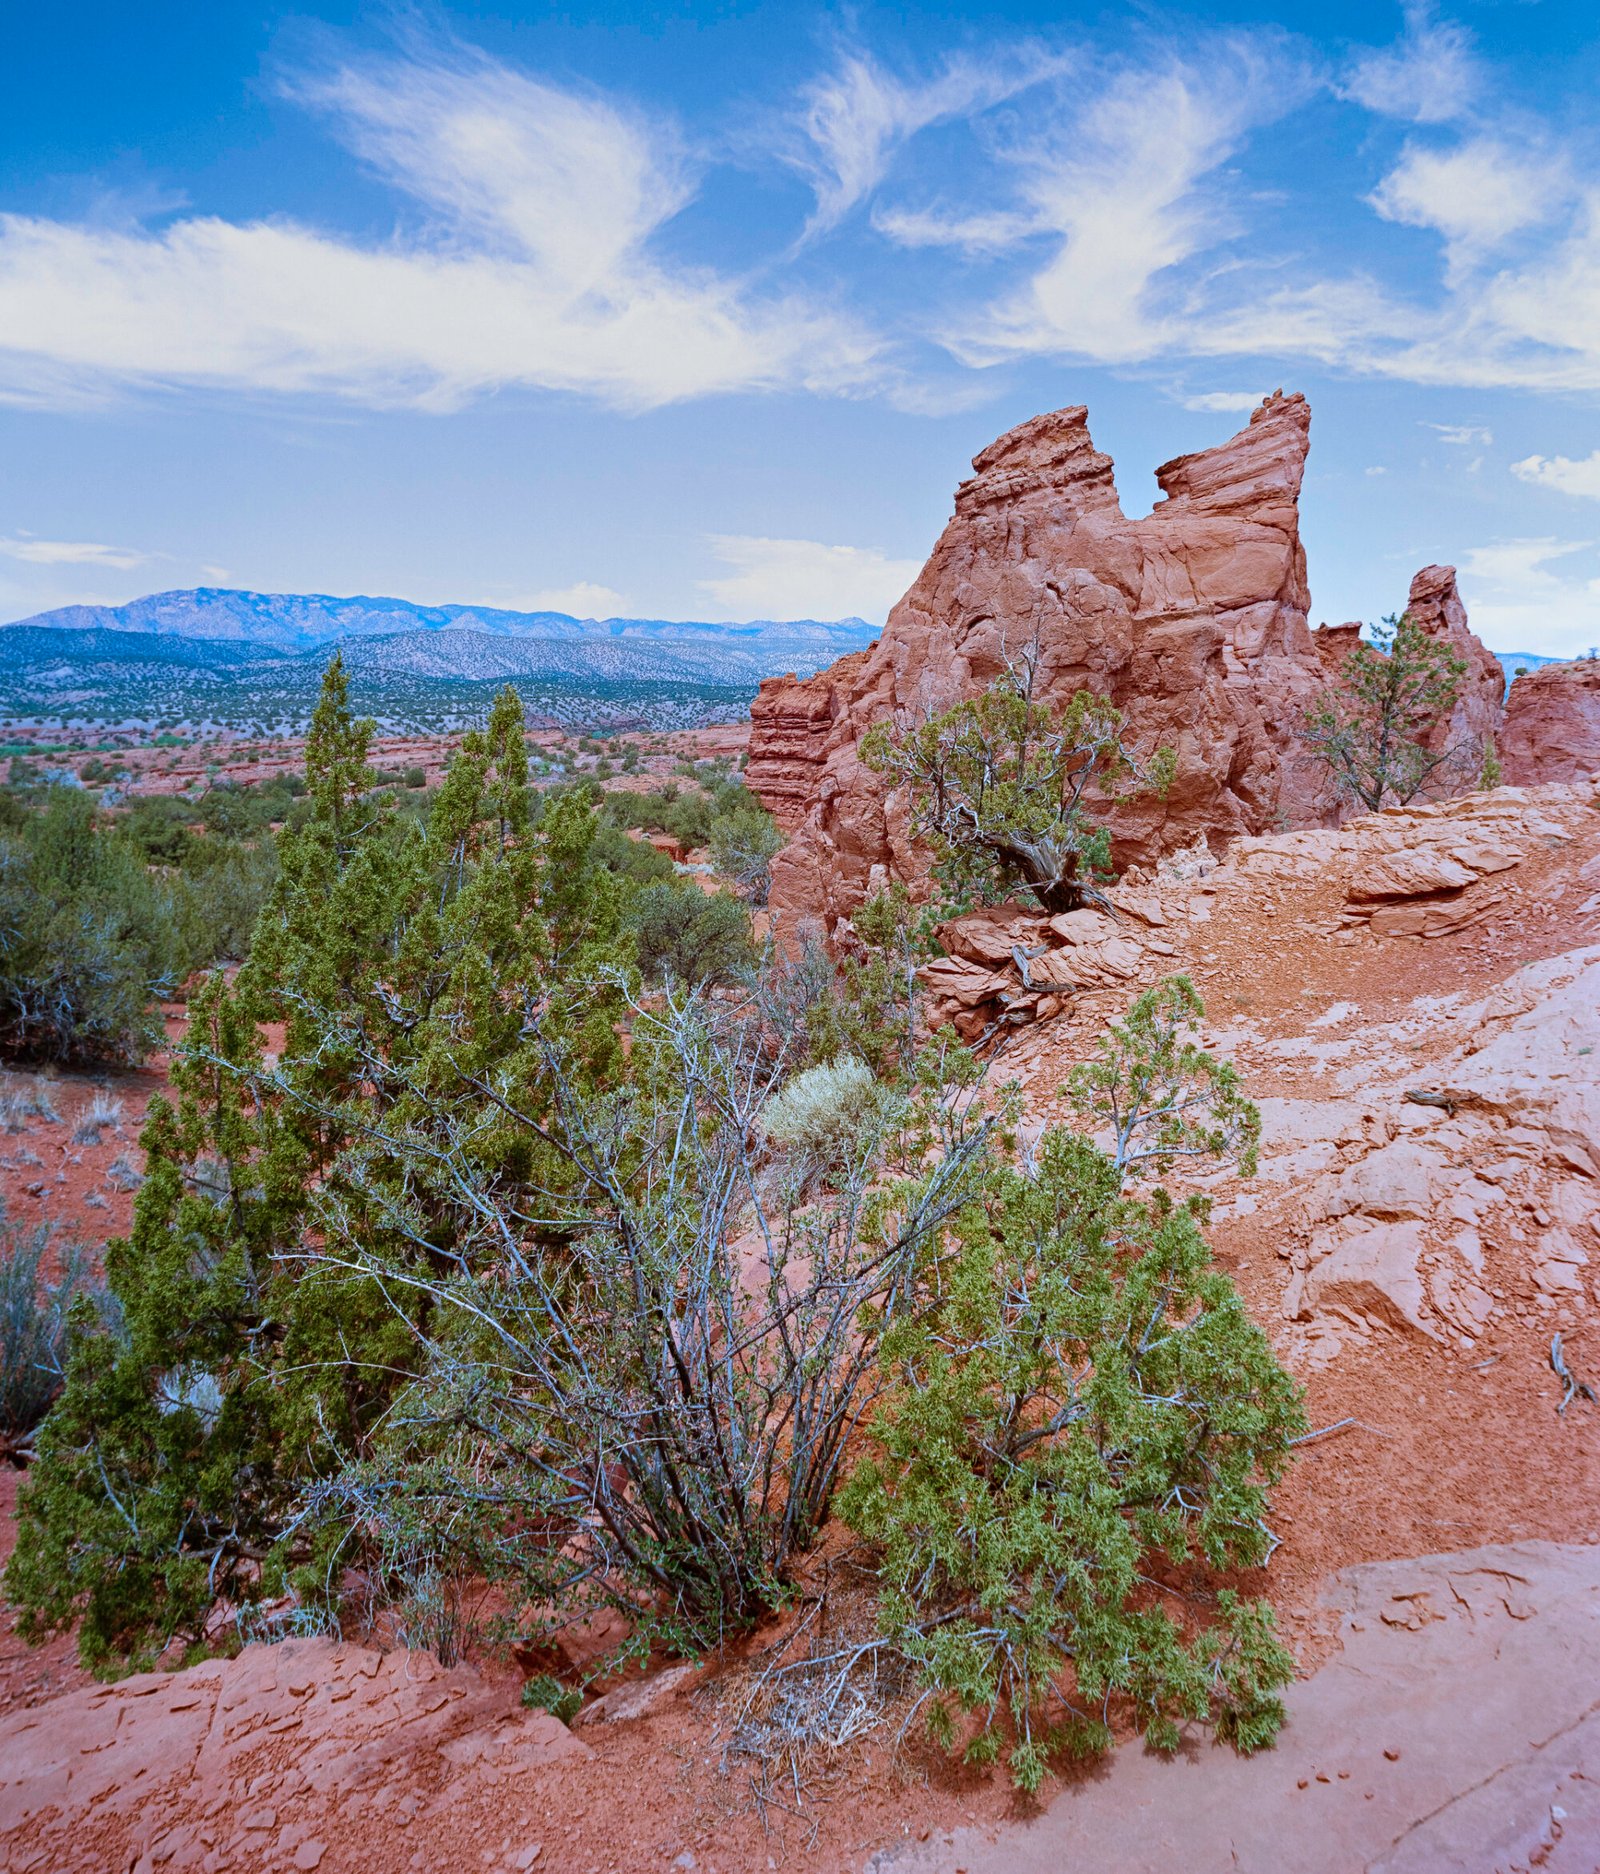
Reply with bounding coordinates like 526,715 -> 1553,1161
9,725 -> 748,800
2,743 -> 1596,1873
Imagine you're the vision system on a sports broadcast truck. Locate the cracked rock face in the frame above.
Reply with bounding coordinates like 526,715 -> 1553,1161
1502,657 -> 1600,787
0,1639 -> 585,1872
747,392 -> 1337,934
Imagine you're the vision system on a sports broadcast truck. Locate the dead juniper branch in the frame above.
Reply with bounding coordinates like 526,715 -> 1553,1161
1551,1333 -> 1597,1415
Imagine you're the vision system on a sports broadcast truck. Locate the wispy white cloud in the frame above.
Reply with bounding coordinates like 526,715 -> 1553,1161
787,44 -> 1067,238
1179,389 -> 1267,413
0,534 -> 148,570
1342,4 -> 1481,125
922,42 -> 1310,369
1423,422 -> 1492,446
697,535 -> 920,624
515,581 -> 629,618
1371,139 -> 1566,275
1458,536 -> 1600,658
1512,451 -> 1600,501
0,39 -> 882,413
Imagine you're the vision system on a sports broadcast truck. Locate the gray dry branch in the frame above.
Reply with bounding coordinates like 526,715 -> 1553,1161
274,974 -> 997,1658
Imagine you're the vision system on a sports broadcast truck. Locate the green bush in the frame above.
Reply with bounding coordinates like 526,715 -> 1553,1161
861,659 -> 1172,916
1303,611 -> 1471,810
840,980 -> 1301,1790
629,881 -> 753,987
708,805 -> 782,904
0,791 -> 185,1062
521,1674 -> 582,1724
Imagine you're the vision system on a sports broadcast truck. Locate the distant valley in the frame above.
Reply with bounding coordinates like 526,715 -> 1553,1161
0,588 -> 880,733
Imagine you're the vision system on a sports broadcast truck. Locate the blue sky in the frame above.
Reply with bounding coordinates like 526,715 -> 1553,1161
2,1 -> 1598,653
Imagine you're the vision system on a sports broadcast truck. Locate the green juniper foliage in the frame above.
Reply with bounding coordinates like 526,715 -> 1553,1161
1303,610 -> 1472,811
841,977 -> 1302,1791
5,665 -> 633,1671
860,655 -> 1174,917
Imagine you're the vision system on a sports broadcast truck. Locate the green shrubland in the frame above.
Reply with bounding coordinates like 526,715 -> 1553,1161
4,659 -> 1300,1791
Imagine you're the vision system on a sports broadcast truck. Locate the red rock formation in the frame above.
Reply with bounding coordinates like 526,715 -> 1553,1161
1403,564 -> 1505,765
1500,657 -> 1600,786
1311,620 -> 1364,679
750,392 -> 1341,931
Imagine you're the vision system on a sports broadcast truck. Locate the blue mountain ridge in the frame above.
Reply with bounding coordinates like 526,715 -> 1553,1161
7,588 -> 877,657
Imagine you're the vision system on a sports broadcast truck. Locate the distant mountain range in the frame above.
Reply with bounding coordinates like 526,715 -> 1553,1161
0,588 -> 880,734
1495,650 -> 1568,683
0,587 -> 1575,739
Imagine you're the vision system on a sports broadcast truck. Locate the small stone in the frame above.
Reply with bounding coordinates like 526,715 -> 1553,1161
512,1849 -> 543,1871
1297,1778 -> 1309,1790
1383,1747 -> 1402,1762
673,1857 -> 697,1871
293,1843 -> 327,1871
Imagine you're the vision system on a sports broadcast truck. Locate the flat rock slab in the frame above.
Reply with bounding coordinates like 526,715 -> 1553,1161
872,1541 -> 1600,1874
0,1637 -> 585,1873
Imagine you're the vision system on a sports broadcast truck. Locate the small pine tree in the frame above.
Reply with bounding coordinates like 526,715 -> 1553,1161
840,979 -> 1303,1791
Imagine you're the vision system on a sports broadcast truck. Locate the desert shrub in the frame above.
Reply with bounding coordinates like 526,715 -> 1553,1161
70,1090 -> 124,1146
171,834 -> 278,966
0,790 -> 185,1063
0,1077 -> 61,1133
588,822 -> 675,885
402,765 -> 427,789
839,979 -> 1300,1791
630,881 -> 754,987
4,668 -> 637,1672
1303,611 -> 1471,809
861,651 -> 1173,916
105,1152 -> 143,1192
522,1674 -> 582,1724
120,796 -> 196,865
761,1055 -> 901,1177
708,804 -> 783,904
0,1217 -> 103,1461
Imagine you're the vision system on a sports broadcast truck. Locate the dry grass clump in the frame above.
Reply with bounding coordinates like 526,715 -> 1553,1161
105,1153 -> 143,1192
706,1565 -> 918,1841
71,1091 -> 124,1146
0,1077 -> 61,1133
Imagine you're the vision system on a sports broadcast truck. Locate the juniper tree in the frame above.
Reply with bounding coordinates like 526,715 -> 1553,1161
860,653 -> 1174,916
1303,611 -> 1471,810
840,978 -> 1303,1791
5,668 -> 633,1670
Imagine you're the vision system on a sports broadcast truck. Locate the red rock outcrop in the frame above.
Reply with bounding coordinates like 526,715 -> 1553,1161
1501,657 -> 1600,786
1404,563 -> 1505,765
750,393 -> 1342,933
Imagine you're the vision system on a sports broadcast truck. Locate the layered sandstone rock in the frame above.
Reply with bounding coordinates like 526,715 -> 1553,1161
1501,656 -> 1600,785
750,393 -> 1346,933
1404,563 -> 1505,765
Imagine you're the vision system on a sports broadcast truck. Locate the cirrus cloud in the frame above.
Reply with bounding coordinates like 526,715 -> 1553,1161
0,41 -> 883,414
